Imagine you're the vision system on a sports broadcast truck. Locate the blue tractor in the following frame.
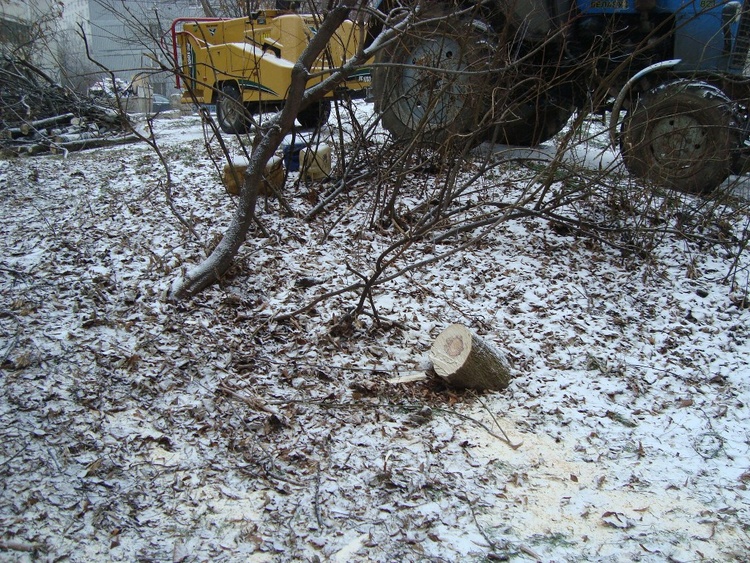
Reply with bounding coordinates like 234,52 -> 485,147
371,0 -> 750,193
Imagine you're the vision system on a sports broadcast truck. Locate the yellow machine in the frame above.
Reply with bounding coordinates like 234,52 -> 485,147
171,10 -> 370,134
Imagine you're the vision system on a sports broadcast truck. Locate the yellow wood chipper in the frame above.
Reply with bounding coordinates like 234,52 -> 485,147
171,8 -> 370,134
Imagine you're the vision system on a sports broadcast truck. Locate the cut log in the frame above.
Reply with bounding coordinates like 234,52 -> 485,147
428,323 -> 513,391
1,127 -> 24,140
19,112 -> 75,136
18,143 -> 51,156
53,131 -> 97,144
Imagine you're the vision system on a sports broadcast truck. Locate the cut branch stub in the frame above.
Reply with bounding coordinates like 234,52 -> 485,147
429,324 -> 513,391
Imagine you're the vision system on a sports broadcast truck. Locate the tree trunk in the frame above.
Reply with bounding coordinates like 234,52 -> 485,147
429,324 -> 513,391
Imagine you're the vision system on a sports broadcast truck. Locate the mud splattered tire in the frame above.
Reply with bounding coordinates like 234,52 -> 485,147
372,6 -> 491,144
216,82 -> 248,134
297,100 -> 331,129
621,80 -> 737,194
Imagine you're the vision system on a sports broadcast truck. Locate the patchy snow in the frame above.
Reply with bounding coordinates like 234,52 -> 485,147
1,104 -> 750,562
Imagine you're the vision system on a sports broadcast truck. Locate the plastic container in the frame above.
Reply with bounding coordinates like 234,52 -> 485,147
222,155 -> 284,196
300,143 -> 331,180
262,156 -> 284,195
282,142 -> 306,171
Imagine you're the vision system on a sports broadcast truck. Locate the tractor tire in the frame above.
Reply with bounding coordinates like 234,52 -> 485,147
297,100 -> 331,129
621,80 -> 737,194
216,82 -> 248,134
372,6 -> 492,145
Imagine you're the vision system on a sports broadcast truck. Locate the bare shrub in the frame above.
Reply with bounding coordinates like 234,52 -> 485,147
47,0 -> 749,319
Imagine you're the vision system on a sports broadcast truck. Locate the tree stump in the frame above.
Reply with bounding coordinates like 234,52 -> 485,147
429,324 -> 513,391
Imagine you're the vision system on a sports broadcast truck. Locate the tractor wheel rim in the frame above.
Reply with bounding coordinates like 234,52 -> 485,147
650,114 -> 709,167
220,97 -> 242,125
398,36 -> 466,130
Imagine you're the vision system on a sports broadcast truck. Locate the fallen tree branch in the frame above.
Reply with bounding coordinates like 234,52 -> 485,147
50,133 -> 140,154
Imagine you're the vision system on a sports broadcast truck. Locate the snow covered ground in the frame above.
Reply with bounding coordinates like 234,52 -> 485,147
1,105 -> 750,562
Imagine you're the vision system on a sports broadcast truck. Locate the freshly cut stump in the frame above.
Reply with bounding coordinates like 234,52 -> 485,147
429,324 -> 513,391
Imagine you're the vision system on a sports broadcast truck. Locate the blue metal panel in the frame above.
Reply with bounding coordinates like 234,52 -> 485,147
574,0 -> 743,71
673,0 -> 737,70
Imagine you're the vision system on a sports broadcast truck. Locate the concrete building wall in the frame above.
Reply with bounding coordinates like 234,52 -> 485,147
55,0 -> 203,93
1,0 -> 64,74
54,0 -> 94,89
1,0 -> 31,21
0,1 -> 32,54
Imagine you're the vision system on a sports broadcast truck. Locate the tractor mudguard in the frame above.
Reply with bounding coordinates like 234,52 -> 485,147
608,59 -> 682,149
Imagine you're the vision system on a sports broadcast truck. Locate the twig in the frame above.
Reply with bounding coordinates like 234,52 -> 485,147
518,544 -> 544,562
1,310 -> 21,367
314,462 -> 325,529
468,497 -> 500,551
0,442 -> 29,468
217,383 -> 279,416
475,395 -> 523,449
429,406 -> 523,449
0,541 -> 44,553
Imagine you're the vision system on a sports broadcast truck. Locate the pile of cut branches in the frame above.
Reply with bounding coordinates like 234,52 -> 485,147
0,56 -> 137,156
